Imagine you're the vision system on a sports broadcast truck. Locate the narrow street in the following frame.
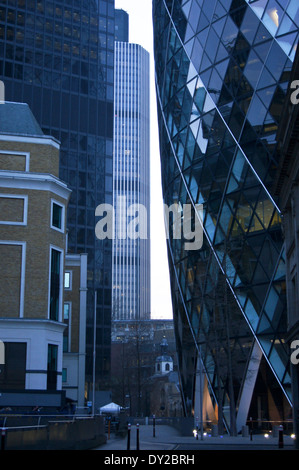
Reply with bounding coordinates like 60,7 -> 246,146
93,424 -> 296,452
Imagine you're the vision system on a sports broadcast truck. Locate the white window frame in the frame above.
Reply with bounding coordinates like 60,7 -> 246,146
63,301 -> 72,321
50,199 -> 65,233
64,270 -> 72,290
63,301 -> 72,352
0,194 -> 28,226
0,150 -> 30,172
0,241 -> 26,318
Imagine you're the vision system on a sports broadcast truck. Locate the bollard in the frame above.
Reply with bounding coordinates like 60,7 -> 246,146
153,414 -> 156,438
108,419 -> 111,440
212,424 -> 218,437
273,425 -> 279,438
249,417 -> 253,440
242,425 -> 249,437
278,425 -> 284,449
136,423 -> 140,450
127,423 -> 131,451
1,428 -> 6,451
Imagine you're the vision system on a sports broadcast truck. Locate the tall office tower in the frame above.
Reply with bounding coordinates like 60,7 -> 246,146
153,0 -> 299,432
113,37 -> 151,321
115,8 -> 129,42
0,1 -> 115,391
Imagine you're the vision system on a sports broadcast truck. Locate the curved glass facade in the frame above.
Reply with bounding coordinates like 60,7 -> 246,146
153,0 -> 298,429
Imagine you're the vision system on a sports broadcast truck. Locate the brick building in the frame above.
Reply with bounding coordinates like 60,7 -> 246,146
0,102 -> 72,408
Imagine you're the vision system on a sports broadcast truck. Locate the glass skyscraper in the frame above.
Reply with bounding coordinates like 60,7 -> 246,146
153,0 -> 299,432
113,32 -> 151,321
115,8 -> 129,42
0,0 -> 115,389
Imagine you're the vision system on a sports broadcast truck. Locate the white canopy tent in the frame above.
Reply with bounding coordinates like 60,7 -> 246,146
99,402 -> 122,415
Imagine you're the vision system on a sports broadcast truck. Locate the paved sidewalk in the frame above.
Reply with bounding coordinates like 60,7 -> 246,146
93,425 -> 296,451
94,425 -> 180,451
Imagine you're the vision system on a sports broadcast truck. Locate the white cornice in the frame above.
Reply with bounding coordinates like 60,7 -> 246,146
0,134 -> 60,149
0,171 -> 71,200
0,317 -> 66,332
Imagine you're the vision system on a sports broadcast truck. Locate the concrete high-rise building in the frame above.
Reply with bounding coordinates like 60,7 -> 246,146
153,0 -> 299,433
0,0 -> 115,389
112,34 -> 151,321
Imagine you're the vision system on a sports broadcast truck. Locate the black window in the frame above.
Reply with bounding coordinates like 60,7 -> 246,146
0,342 -> 26,390
47,344 -> 58,390
52,202 -> 62,229
50,249 -> 61,321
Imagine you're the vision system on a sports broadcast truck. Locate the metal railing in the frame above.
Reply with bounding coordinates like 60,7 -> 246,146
0,413 -> 105,450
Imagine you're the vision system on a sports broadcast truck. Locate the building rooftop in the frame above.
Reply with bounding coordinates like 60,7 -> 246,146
156,355 -> 173,363
0,102 -> 44,137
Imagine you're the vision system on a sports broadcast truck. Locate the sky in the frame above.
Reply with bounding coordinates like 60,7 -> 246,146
114,0 -> 173,320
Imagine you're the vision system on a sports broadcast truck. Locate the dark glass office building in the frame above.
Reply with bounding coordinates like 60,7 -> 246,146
115,8 -> 129,42
153,0 -> 299,432
0,0 -> 115,390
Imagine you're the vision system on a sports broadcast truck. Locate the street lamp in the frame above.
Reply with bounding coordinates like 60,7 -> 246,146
92,290 -> 97,416
199,345 -> 204,440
